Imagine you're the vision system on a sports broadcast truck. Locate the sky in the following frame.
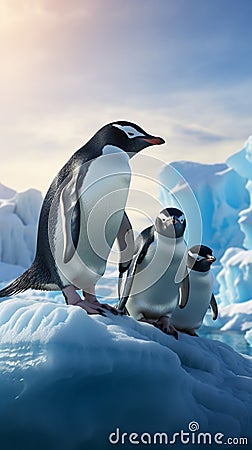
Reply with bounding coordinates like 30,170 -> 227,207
0,0 -> 252,194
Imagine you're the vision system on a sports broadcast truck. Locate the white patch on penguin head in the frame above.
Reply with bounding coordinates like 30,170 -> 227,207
159,212 -> 169,223
159,210 -> 185,224
177,213 -> 185,224
188,250 -> 206,261
112,123 -> 145,139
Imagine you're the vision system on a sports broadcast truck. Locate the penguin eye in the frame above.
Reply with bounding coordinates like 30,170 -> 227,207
178,214 -> 185,224
159,213 -> 167,223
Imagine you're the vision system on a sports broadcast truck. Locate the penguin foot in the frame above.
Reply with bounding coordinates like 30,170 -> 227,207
154,316 -> 178,340
83,292 -> 122,315
63,286 -> 107,316
70,298 -> 108,316
76,300 -> 108,316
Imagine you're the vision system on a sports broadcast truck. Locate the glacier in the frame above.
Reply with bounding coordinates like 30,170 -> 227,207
0,139 -> 252,449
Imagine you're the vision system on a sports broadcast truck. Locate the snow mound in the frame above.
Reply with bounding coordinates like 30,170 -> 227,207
0,298 -> 251,450
0,185 -> 42,269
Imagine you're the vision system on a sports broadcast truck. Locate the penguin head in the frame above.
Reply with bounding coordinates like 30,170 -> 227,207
95,121 -> 165,156
155,207 -> 186,238
188,245 -> 216,272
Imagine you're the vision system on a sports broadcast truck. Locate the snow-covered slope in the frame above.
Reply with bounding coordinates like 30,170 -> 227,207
0,299 -> 251,450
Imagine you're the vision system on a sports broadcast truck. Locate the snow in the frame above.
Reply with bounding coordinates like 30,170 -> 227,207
0,297 -> 251,450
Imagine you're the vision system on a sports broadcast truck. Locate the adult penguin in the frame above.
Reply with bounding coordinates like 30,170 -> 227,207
0,121 -> 164,315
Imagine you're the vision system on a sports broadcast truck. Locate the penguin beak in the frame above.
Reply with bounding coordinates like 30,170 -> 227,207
142,136 -> 165,146
206,255 -> 216,263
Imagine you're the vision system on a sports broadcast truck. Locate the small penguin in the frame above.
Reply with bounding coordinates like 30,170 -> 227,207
117,207 -> 189,337
0,121 -> 164,315
170,245 -> 218,336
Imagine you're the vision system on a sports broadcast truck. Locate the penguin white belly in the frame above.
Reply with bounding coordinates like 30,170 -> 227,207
170,270 -> 213,331
54,147 -> 131,290
127,236 -> 187,320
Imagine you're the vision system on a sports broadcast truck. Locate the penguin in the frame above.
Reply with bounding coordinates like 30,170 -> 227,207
0,121 -> 165,315
117,207 -> 189,337
170,244 -> 218,336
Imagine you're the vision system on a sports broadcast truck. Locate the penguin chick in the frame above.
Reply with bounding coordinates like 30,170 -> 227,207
0,121 -> 164,316
170,244 -> 217,336
118,207 -> 189,337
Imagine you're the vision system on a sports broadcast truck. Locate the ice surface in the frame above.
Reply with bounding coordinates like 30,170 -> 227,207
0,298 -> 251,450
0,185 -> 42,268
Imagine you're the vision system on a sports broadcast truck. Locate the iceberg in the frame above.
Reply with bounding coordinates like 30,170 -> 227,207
0,299 -> 251,450
227,136 -> 252,251
159,161 -> 249,261
0,185 -> 42,268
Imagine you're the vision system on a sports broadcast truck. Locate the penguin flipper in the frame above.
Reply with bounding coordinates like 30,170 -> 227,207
117,226 -> 155,312
179,270 -> 190,308
117,252 -> 140,312
60,168 -> 86,264
210,293 -> 218,320
117,212 -> 135,276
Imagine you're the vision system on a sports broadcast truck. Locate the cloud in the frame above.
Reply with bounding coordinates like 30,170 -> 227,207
174,125 -> 226,144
